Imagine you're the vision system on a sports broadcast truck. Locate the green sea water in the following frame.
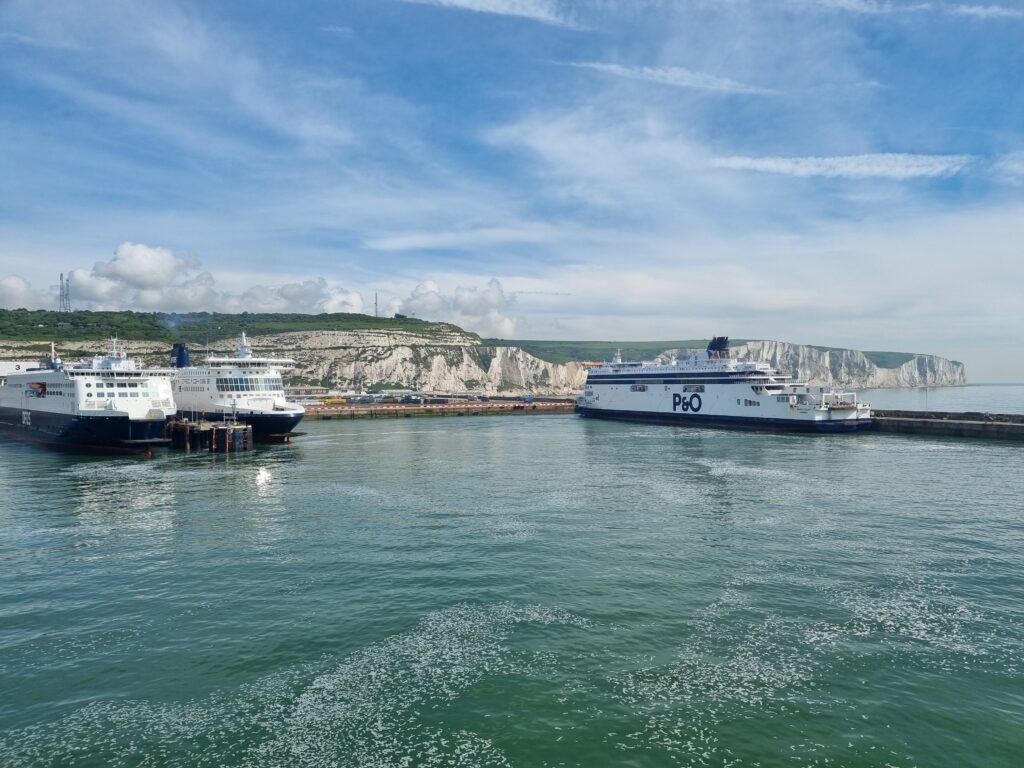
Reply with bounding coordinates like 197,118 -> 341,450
2,396 -> 1023,766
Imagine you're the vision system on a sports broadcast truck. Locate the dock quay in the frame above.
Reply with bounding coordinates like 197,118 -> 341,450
167,420 -> 255,452
304,399 -> 576,420
871,409 -> 1024,440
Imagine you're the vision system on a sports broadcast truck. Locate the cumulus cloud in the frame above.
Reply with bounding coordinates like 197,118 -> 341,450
569,62 -> 778,95
93,242 -> 195,289
399,278 -> 519,337
8,242 -> 364,315
713,153 -> 974,179
0,274 -> 49,309
234,278 -> 364,314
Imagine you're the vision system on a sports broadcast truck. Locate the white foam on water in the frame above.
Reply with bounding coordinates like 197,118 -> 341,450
0,603 -> 590,768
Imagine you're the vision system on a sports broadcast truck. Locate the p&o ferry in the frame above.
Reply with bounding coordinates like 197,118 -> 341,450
170,333 -> 304,442
577,337 -> 872,432
0,341 -> 177,451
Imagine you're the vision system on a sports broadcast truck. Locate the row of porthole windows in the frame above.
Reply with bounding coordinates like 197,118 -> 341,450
85,391 -> 152,398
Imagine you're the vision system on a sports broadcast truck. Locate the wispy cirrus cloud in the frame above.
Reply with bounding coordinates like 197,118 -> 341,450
810,0 -> 1024,17
568,62 -> 778,95
714,153 -> 975,179
366,222 -> 565,251
395,0 -> 575,27
994,152 -> 1024,182
950,4 -> 1024,17
808,0 -> 900,13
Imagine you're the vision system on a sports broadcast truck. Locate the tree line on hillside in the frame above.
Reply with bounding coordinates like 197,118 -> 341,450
0,309 -> 468,343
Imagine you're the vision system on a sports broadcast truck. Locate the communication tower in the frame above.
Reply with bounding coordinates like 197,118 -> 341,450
59,273 -> 72,312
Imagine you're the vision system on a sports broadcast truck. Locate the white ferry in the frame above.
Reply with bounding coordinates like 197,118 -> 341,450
170,333 -> 304,442
577,337 -> 872,432
0,341 -> 177,451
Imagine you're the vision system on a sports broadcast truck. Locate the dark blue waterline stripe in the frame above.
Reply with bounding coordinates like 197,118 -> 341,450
576,406 -> 872,433
586,379 -> 746,386
179,409 -> 304,438
0,405 -> 167,447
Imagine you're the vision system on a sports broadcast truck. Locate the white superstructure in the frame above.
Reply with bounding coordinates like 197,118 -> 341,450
171,333 -> 304,440
0,340 -> 177,450
577,337 -> 871,432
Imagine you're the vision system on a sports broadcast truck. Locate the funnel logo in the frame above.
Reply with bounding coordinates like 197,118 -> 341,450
672,393 -> 702,413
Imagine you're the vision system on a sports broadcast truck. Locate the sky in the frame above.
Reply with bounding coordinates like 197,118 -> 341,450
1,0 -> 1022,380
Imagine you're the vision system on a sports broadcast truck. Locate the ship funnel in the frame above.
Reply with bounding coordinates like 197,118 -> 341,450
170,343 -> 191,368
706,336 -> 729,359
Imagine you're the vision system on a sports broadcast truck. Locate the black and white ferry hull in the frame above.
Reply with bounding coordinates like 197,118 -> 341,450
577,406 -> 872,433
0,407 -> 169,452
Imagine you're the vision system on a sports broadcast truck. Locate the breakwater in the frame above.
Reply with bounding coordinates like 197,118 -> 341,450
871,409 -> 1024,440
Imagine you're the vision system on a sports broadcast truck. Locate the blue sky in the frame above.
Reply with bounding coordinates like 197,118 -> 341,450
1,0 -> 1023,379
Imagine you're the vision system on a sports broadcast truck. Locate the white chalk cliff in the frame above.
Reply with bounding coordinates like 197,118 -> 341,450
0,333 -> 965,393
663,340 -> 966,389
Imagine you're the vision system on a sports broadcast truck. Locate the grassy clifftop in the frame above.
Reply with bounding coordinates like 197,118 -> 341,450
0,309 -> 474,344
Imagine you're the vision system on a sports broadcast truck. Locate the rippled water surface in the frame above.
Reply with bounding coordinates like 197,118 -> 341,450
2,409 -> 1023,766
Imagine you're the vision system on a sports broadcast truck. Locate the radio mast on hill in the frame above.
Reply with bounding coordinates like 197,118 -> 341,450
59,273 -> 72,312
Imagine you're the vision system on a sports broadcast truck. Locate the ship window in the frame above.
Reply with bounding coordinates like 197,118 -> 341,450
85,383 -> 91,388
86,393 -> 92,397
119,392 -> 127,397
97,392 -> 105,397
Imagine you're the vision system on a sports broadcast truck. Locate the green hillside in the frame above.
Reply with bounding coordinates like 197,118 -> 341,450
0,309 -> 472,344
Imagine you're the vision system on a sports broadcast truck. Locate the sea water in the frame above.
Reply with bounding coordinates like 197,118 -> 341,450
1,386 -> 1022,766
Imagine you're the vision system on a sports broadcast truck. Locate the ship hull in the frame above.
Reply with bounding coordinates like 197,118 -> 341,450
0,406 -> 169,452
175,409 -> 304,442
577,406 -> 872,433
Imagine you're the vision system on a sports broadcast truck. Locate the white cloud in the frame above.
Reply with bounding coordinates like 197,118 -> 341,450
950,4 -> 1024,17
808,1 -> 1024,17
136,272 -> 220,312
23,243 -> 368,315
994,151 -> 1024,182
400,278 -> 519,337
68,269 -> 125,304
7,2 -> 354,152
570,62 -> 778,95
365,223 -> 562,251
93,242 -> 194,289
808,0 -> 935,13
810,0 -> 896,13
234,278 -> 364,314
713,153 -> 974,178
396,0 -> 574,27
0,275 -> 49,309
